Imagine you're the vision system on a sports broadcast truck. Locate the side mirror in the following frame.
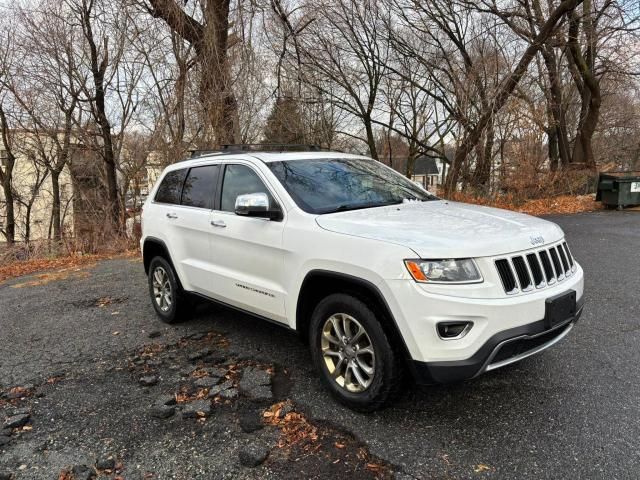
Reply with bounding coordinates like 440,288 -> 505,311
235,192 -> 282,220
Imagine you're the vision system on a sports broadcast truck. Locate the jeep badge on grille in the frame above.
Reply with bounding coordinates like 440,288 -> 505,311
530,235 -> 545,246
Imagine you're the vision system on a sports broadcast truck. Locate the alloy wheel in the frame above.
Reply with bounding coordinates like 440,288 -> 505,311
320,313 -> 375,393
152,266 -> 172,312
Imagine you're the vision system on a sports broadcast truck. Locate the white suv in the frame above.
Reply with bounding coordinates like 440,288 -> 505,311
141,147 -> 584,411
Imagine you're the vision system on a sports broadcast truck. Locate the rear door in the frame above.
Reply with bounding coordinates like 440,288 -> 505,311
173,164 -> 220,296
207,163 -> 288,322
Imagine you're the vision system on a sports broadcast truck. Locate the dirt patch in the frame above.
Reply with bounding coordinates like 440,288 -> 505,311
263,402 -> 393,479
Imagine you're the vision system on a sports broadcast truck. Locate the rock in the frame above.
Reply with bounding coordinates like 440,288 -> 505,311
239,412 -> 264,433
187,349 -> 211,362
219,388 -> 238,400
0,435 -> 11,446
96,457 -> 116,471
194,376 -> 220,389
203,367 -> 227,378
208,380 -> 234,397
156,394 -> 176,406
3,413 -> 30,429
239,367 -> 273,400
1,427 -> 11,437
182,400 -> 212,419
0,472 -> 12,480
238,444 -> 269,467
248,385 -> 273,402
71,465 -> 96,480
146,359 -> 163,368
139,375 -> 159,387
181,366 -> 198,377
189,333 -> 207,341
202,354 -> 227,365
150,405 -> 175,419
148,331 -> 162,339
239,367 -> 271,390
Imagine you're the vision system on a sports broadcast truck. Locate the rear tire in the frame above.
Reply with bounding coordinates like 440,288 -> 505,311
309,293 -> 404,412
148,256 -> 191,324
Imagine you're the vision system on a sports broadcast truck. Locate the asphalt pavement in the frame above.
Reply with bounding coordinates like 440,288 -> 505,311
0,210 -> 638,479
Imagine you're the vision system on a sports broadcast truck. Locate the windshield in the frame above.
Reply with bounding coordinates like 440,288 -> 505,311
268,158 -> 438,214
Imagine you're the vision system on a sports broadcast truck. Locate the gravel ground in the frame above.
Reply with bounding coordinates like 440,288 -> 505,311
0,211 -> 638,479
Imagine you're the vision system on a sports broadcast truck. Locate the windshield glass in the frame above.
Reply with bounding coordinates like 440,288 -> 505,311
268,158 -> 438,214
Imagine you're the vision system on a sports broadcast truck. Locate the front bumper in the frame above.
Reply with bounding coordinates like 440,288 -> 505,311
410,301 -> 583,384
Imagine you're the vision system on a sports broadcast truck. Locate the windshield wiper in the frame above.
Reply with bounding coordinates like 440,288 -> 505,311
323,200 -> 403,214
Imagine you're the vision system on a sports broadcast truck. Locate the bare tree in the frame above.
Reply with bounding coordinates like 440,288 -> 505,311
143,0 -> 239,145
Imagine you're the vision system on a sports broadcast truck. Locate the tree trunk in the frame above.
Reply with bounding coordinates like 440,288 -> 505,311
148,0 -> 239,145
567,1 -> 599,168
572,88 -> 600,166
0,105 -> 15,244
24,204 -> 32,244
364,116 -> 378,160
51,170 -> 62,241
1,179 -> 14,244
541,48 -> 571,170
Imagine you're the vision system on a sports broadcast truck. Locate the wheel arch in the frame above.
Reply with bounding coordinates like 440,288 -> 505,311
295,270 -> 412,363
143,237 -> 174,274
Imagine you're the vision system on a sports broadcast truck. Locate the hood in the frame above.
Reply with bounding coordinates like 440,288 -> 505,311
315,200 -> 564,258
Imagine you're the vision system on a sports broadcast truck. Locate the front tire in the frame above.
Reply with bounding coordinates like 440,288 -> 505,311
309,293 -> 404,411
148,256 -> 191,324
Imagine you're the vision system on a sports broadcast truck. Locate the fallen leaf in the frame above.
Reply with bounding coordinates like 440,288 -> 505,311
474,463 -> 493,473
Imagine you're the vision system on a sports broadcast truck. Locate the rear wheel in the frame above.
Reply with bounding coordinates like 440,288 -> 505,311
309,293 -> 404,411
148,256 -> 191,323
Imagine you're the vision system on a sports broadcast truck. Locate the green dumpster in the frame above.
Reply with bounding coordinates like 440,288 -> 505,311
596,171 -> 640,209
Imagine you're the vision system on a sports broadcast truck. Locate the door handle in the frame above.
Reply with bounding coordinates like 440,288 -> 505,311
210,220 -> 226,228
166,213 -> 178,219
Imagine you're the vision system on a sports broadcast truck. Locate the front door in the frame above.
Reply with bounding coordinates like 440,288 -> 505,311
207,163 -> 287,323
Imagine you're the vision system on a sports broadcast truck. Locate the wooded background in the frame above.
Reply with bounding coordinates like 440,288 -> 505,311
0,0 -> 639,246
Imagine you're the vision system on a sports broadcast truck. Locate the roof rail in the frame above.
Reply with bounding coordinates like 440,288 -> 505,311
187,144 -> 341,159
220,144 -> 330,153
188,149 -> 220,158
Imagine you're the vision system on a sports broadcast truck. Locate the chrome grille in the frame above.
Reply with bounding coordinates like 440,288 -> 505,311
494,242 -> 577,295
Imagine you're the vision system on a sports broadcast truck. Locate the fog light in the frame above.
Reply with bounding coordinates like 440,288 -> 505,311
437,321 -> 473,340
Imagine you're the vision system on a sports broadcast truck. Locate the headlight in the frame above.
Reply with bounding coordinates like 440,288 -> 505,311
404,258 -> 482,284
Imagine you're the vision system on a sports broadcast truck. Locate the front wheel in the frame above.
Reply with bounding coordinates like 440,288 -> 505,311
309,293 -> 404,411
148,256 -> 191,324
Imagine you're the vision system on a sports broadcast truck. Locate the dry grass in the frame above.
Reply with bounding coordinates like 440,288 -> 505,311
0,250 -> 138,284
445,192 -> 603,216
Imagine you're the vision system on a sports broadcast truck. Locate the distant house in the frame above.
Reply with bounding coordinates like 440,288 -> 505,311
0,132 -> 75,243
410,156 -> 445,189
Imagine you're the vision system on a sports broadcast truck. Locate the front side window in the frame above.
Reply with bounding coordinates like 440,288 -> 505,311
220,164 -> 275,212
181,165 -> 219,209
155,169 -> 187,204
268,158 -> 437,214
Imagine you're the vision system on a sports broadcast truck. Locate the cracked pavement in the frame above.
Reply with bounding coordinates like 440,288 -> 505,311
0,211 -> 639,479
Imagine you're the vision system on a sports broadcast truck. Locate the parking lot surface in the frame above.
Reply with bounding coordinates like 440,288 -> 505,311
0,211 -> 638,479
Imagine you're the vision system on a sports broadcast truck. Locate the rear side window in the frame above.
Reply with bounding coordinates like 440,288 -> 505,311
181,165 -> 219,209
155,169 -> 187,204
220,164 -> 275,212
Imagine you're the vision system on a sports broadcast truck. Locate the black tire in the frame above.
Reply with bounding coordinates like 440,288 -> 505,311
147,256 -> 191,324
309,293 -> 404,412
